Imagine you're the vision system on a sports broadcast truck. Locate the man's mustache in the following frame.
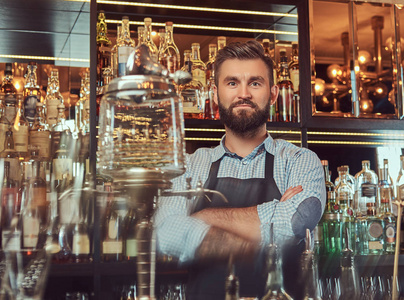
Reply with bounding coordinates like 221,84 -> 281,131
229,99 -> 258,110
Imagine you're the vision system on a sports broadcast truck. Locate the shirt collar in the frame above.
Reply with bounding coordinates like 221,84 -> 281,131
211,134 -> 275,162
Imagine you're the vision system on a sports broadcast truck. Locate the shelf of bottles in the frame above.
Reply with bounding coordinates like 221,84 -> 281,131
96,12 -> 301,125
311,0 -> 404,121
316,156 -> 404,259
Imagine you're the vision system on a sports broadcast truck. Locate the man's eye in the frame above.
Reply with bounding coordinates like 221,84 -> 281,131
227,82 -> 236,86
251,82 -> 261,87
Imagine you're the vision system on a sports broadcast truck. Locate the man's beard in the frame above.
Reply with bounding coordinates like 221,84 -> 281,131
218,97 -> 271,138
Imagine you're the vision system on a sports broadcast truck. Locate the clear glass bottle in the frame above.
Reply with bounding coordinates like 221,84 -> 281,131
51,103 -> 72,158
45,69 -> 64,126
378,165 -> 396,253
217,36 -> 227,51
75,70 -> 90,132
335,166 -> 355,253
277,49 -> 294,122
29,102 -> 51,160
263,39 -> 278,122
157,28 -> 166,60
96,10 -> 112,88
335,165 -> 355,193
12,94 -> 29,160
124,208 -> 137,261
111,24 -> 122,78
354,160 -> 378,217
204,44 -> 218,120
365,196 -> 384,255
159,22 -> 180,73
383,159 -> 395,200
137,26 -> 145,46
71,222 -> 92,263
23,62 -> 41,127
143,17 -> 158,63
1,130 -> 20,183
0,63 -> 17,106
117,16 -> 135,77
191,42 -> 207,87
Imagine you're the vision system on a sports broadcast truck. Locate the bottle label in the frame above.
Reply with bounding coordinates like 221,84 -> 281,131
192,68 -> 206,86
118,46 -> 134,77
23,216 -> 40,248
361,183 -> 377,198
73,234 -> 90,255
290,69 -> 299,93
126,239 -> 137,257
2,230 -> 21,251
30,131 -> 51,158
53,158 -> 73,180
368,221 -> 383,239
13,125 -> 29,153
103,241 -> 123,254
59,197 -> 79,224
24,95 -> 39,123
108,219 -> 118,239
46,99 -> 60,125
368,240 -> 383,250
385,223 -> 396,243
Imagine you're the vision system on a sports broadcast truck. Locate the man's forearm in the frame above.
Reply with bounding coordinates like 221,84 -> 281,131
192,206 -> 261,243
195,226 -> 259,263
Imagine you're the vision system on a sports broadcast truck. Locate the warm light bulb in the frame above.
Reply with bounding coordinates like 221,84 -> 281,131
326,64 -> 341,80
314,78 -> 325,96
358,50 -> 372,66
151,31 -> 157,36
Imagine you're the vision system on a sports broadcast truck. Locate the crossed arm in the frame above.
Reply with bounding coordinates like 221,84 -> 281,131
192,185 -> 303,262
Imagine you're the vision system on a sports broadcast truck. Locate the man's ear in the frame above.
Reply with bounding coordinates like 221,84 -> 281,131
213,85 -> 218,106
270,84 -> 279,105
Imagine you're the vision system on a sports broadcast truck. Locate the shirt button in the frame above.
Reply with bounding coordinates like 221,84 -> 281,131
242,161 -> 247,165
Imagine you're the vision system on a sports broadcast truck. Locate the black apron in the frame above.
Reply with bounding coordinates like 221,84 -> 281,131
187,151 -> 283,300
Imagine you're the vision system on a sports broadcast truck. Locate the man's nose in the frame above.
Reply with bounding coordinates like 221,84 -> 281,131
238,84 -> 252,99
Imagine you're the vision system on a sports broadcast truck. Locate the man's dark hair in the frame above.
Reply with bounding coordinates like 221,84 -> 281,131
214,40 -> 275,87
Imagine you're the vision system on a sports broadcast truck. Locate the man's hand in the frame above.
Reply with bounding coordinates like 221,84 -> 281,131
280,185 -> 303,202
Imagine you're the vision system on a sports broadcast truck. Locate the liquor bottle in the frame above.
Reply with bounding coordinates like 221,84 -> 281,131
322,160 -> 336,212
71,222 -> 92,263
191,43 -> 207,87
204,44 -> 218,120
335,166 -> 355,253
96,10 -> 112,88
335,165 -> 355,192
137,26 -> 145,46
124,208 -> 137,261
277,49 -> 294,122
102,198 -> 126,262
382,159 -> 395,199
111,24 -> 122,78
96,68 -> 112,117
261,224 -> 292,300
143,17 -> 159,63
23,62 -> 41,127
117,16 -> 135,77
263,39 -> 278,122
1,161 -> 20,250
52,103 -> 72,158
1,130 -> 21,183
45,69 -> 64,126
354,160 -> 378,217
30,102 -> 51,160
322,209 -> 342,255
12,94 -> 29,160
365,194 -> 384,255
397,155 -> 404,252
300,229 -> 321,300
217,36 -> 227,51
75,70 -> 90,132
339,228 -> 361,299
378,165 -> 396,253
180,50 -> 204,119
157,28 -> 166,60
159,22 -> 180,73
225,258 -> 239,300
0,63 -> 17,106
288,42 -> 300,123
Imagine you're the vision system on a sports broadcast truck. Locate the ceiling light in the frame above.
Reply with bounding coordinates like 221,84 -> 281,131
0,54 -> 89,63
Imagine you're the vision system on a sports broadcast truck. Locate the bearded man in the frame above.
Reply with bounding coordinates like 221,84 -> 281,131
155,40 -> 326,300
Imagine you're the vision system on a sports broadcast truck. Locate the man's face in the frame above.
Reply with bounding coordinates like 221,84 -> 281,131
214,58 -> 278,137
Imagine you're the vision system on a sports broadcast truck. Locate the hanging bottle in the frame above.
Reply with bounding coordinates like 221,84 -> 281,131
96,10 -> 112,88
117,16 -> 135,77
159,21 -> 180,73
24,62 -> 41,128
12,94 -> 29,160
143,17 -> 159,63
261,224 -> 292,300
378,163 -> 396,253
277,49 -> 294,122
29,102 -> 51,161
339,227 -> 361,299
